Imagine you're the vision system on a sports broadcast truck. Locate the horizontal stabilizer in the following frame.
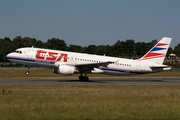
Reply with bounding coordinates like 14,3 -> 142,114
150,65 -> 171,71
150,65 -> 170,68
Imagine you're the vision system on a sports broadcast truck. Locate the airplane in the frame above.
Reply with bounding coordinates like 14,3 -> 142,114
6,37 -> 172,81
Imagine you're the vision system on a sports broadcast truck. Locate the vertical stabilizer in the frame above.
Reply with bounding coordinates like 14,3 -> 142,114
138,37 -> 172,64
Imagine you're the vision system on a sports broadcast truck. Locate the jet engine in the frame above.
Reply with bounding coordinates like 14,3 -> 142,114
53,65 -> 75,75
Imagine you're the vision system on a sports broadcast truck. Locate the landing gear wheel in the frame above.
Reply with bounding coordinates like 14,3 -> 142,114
84,76 -> 89,81
25,71 -> 29,75
25,65 -> 30,76
79,72 -> 89,81
79,76 -> 89,81
79,76 -> 84,81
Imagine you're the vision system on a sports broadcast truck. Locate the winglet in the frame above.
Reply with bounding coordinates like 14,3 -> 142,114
138,37 -> 172,64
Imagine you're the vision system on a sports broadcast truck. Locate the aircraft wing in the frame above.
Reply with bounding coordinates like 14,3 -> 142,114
67,61 -> 115,71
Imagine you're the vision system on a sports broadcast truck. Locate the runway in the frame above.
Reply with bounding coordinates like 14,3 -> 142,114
0,78 -> 180,85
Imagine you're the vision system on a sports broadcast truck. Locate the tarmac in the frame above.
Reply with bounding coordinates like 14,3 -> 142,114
0,78 -> 180,85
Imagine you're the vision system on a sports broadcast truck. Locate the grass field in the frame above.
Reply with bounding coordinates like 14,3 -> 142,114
1,85 -> 180,120
1,69 -> 180,119
0,69 -> 180,79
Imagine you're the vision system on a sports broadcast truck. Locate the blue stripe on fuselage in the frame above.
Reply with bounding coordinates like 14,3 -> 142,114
6,57 -> 55,64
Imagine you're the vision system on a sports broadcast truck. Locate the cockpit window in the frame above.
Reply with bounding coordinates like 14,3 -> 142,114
13,50 -> 22,54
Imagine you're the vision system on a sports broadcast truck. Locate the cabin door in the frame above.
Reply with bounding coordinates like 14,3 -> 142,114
27,48 -> 34,59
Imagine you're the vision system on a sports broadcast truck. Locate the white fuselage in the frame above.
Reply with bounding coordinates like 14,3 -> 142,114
6,47 -> 163,75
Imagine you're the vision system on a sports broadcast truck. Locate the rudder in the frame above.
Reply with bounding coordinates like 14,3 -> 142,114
138,37 -> 172,64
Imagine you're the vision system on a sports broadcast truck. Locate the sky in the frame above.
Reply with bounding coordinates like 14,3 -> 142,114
0,0 -> 180,48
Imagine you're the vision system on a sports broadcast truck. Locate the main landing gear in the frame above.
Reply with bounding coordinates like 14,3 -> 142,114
79,72 -> 89,81
25,65 -> 30,75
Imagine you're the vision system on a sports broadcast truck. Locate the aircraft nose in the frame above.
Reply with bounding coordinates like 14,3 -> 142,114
6,53 -> 10,56
6,53 -> 9,57
6,53 -> 12,60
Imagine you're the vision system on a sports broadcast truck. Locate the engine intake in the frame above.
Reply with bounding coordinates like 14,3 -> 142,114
53,65 -> 75,75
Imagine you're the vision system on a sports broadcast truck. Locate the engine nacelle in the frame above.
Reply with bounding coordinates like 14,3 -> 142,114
53,65 -> 75,75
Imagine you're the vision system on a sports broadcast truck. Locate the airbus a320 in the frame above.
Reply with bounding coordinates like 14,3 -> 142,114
6,37 -> 172,81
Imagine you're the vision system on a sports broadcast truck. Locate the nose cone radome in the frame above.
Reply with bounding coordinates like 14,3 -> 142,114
6,53 -> 10,58
6,53 -> 13,60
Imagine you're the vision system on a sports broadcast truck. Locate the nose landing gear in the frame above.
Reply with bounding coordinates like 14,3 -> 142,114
25,65 -> 30,75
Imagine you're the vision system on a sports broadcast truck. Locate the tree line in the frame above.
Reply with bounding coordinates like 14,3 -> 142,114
0,36 -> 179,62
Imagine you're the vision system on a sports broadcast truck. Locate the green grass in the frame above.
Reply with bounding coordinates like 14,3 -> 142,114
0,69 -> 180,79
1,85 -> 180,120
0,69 -> 180,119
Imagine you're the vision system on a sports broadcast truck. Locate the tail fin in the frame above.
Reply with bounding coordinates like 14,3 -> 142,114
138,37 -> 172,64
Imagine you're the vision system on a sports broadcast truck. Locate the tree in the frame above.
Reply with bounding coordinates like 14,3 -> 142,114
96,45 -> 108,56
167,47 -> 173,57
35,40 -> 44,48
84,45 -> 97,54
21,37 -> 37,47
12,36 -> 40,49
67,45 -> 83,52
135,42 -> 149,57
105,45 -> 113,56
0,37 -> 14,62
173,43 -> 180,57
12,36 -> 24,49
1,36 -> 178,63
44,38 -> 67,50
112,40 -> 125,57
149,39 -> 157,49
124,39 -> 135,57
